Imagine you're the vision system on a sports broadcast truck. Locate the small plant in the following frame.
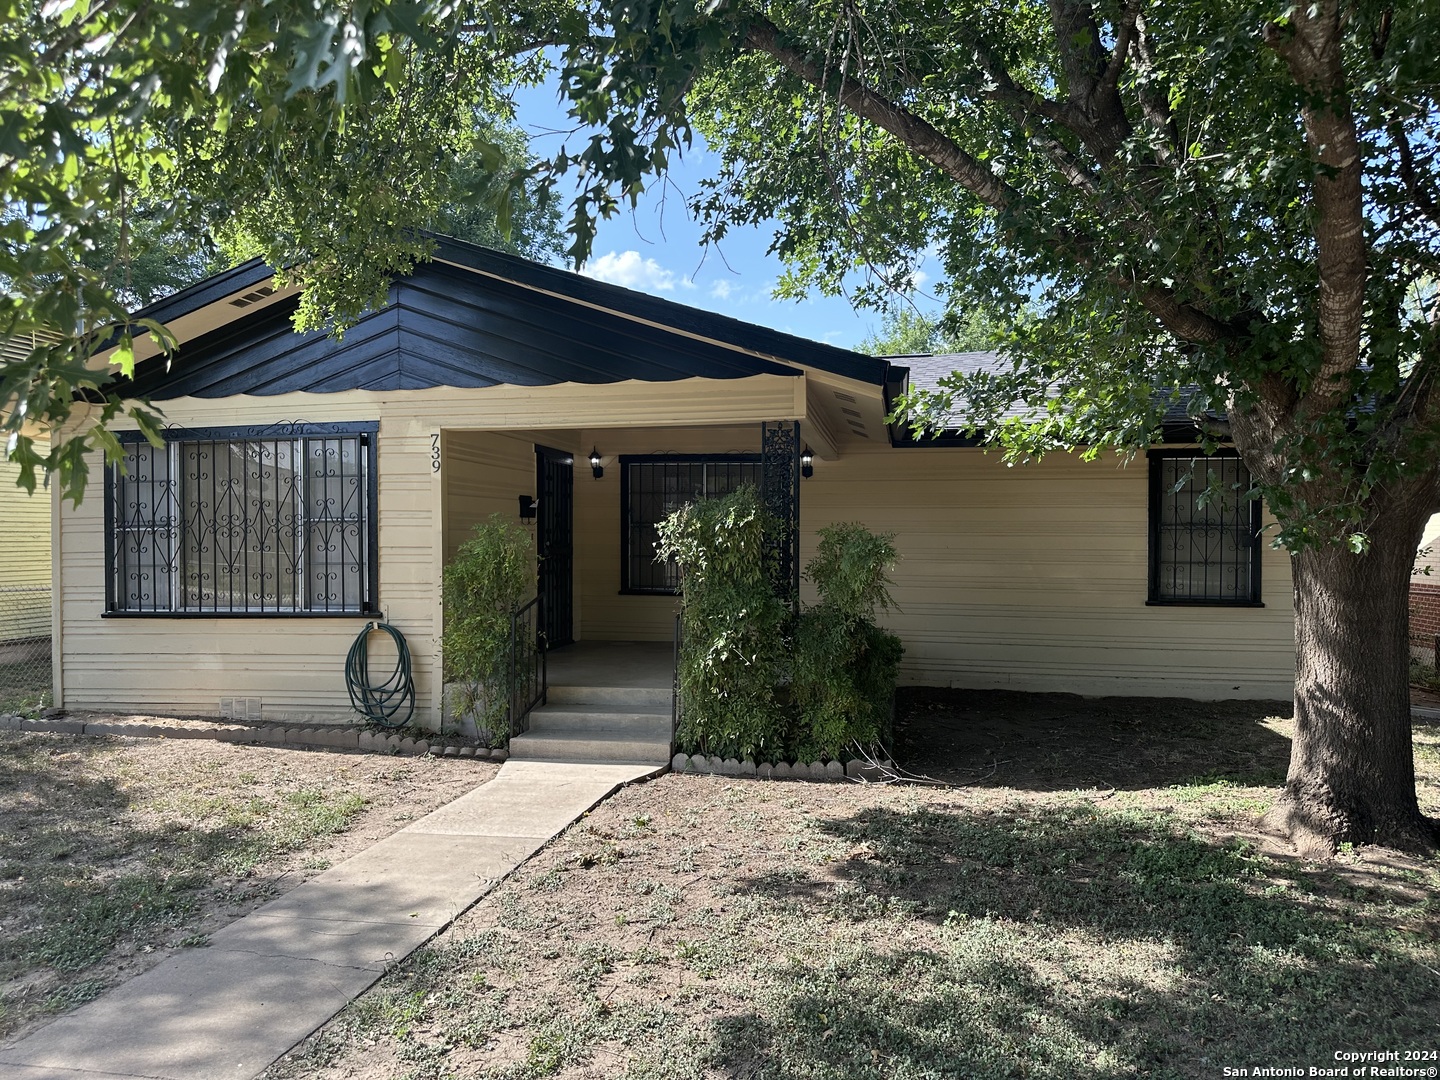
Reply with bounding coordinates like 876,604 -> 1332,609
441,514 -> 534,742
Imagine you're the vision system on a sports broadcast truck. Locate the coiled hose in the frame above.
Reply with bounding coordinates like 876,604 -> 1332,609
345,622 -> 415,729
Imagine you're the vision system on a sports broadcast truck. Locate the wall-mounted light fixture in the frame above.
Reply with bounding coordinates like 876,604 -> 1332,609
518,494 -> 537,519
801,446 -> 814,479
589,447 -> 604,480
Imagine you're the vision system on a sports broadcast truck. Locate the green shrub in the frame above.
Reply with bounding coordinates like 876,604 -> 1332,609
660,498 -> 903,763
792,524 -> 903,760
442,514 -> 533,739
657,486 -> 790,761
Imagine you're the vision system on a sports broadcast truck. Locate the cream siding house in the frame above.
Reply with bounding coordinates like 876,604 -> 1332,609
52,240 -> 1295,726
0,437 -> 52,642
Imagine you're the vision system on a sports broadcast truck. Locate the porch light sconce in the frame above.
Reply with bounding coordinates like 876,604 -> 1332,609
589,447 -> 604,480
801,446 -> 814,479
518,495 -> 537,520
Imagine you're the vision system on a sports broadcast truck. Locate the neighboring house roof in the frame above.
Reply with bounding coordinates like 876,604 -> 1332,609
112,236 -> 891,399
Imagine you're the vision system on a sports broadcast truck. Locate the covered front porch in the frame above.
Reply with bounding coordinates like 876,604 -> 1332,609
439,418 -> 824,649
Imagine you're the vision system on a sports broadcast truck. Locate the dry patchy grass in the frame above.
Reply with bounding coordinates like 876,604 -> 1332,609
0,731 -> 497,1042
266,698 -> 1440,1080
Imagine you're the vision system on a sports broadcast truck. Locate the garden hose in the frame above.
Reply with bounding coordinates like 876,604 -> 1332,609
345,621 -> 415,729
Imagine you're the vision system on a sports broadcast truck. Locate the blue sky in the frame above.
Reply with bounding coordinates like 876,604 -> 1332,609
509,82 -> 936,352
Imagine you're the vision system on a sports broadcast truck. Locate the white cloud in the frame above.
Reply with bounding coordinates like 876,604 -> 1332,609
709,280 -> 734,301
582,250 -> 694,294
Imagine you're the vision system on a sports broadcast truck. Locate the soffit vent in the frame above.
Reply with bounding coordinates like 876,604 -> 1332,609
833,391 -> 857,403
229,285 -> 276,309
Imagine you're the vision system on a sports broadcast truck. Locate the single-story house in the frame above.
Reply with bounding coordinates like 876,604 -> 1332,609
48,237 -> 1296,725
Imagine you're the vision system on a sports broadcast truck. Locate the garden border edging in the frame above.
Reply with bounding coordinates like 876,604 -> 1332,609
671,752 -> 892,781
0,710 -> 508,760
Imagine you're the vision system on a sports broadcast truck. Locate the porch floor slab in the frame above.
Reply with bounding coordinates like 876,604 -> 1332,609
545,640 -> 673,688
0,759 -> 662,1080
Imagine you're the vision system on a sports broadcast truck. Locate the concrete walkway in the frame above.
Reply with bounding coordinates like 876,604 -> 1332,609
0,759 -> 661,1080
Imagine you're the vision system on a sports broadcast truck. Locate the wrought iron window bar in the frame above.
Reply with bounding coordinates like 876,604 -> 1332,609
105,422 -> 379,616
1147,449 -> 1263,606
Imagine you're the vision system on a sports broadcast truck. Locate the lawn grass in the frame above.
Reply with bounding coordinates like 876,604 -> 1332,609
0,731 -> 496,1042
267,705 -> 1440,1080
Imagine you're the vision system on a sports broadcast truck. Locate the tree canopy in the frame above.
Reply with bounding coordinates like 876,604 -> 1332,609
1,0 -> 559,498
857,306 -> 1007,357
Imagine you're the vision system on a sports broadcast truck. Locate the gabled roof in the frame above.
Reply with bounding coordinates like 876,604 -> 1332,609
113,237 -> 893,399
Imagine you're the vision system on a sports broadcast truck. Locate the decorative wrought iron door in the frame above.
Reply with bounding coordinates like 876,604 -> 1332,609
535,446 -> 574,647
761,420 -> 801,606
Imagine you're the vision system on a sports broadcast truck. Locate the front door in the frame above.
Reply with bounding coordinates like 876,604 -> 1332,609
535,446 -> 574,647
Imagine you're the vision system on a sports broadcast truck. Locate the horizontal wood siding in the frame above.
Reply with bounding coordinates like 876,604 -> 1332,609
0,441 -> 52,641
56,381 -> 793,722
802,446 -> 1295,700
573,433 -> 1294,699
442,431 -> 542,566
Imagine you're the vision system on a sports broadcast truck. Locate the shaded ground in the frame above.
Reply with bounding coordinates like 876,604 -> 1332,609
892,688 -> 1294,790
265,698 -> 1440,1080
0,732 -> 498,1043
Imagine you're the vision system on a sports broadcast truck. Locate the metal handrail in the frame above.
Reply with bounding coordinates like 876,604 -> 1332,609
508,595 -> 546,739
671,611 -> 682,757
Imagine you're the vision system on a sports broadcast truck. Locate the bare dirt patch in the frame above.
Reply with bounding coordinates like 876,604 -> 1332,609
267,696 -> 1440,1080
0,731 -> 497,1043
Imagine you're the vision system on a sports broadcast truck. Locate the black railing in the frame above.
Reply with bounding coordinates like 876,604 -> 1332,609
671,611 -> 683,757
508,595 -> 547,739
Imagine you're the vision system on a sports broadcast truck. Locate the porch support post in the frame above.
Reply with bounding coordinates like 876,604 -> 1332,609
761,420 -> 801,608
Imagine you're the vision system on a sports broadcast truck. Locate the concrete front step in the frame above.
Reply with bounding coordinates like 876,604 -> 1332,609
544,683 -> 672,709
509,730 -> 671,765
527,705 -> 670,737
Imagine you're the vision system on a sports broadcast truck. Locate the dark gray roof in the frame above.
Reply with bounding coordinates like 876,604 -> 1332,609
883,351 -> 1007,395
881,350 -> 1213,444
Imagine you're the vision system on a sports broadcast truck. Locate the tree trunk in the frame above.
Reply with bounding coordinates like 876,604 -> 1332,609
1262,502 -> 1439,854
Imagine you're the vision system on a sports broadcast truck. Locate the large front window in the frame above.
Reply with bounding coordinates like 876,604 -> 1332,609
106,423 -> 378,615
621,455 -> 762,593
1147,450 -> 1262,605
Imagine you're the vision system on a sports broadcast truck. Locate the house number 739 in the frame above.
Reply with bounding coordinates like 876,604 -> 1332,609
430,433 -> 441,473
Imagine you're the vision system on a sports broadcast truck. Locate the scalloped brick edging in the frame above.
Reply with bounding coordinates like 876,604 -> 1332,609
671,752 -> 892,781
0,711 -> 508,761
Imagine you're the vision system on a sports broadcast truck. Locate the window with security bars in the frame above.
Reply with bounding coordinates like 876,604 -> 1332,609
1148,451 -> 1262,605
106,424 -> 378,615
622,456 -> 763,593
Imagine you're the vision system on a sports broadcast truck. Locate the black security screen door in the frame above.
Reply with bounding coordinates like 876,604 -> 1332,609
536,446 -> 574,647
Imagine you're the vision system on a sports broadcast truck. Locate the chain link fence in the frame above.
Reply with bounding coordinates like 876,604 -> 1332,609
0,585 -> 52,714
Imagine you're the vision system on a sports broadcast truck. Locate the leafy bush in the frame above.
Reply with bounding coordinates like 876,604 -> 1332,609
442,514 -> 533,739
660,496 -> 902,763
657,486 -> 790,760
793,524 -> 903,760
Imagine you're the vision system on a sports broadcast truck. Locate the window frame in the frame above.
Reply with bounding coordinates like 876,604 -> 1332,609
618,453 -> 763,595
103,421 -> 380,618
1146,448 -> 1264,607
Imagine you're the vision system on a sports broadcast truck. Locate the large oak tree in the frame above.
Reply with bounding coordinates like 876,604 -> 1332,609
3,0 -> 1437,851
538,0 -> 1440,854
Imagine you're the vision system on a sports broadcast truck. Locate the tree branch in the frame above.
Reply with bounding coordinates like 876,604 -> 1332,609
741,10 -> 1232,348
1099,3 -> 1140,97
741,14 -> 1018,211
1264,1 -> 1368,414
